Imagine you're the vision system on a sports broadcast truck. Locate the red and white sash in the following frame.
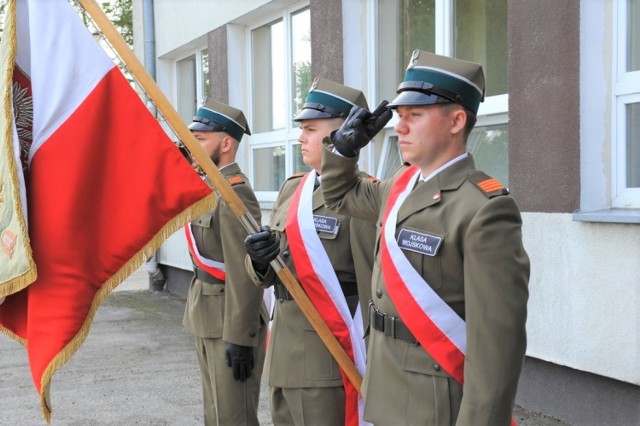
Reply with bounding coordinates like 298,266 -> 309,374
380,166 -> 466,383
286,171 -> 368,426
184,223 -> 226,282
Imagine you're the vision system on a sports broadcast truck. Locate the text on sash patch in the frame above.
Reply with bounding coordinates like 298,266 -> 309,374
397,229 -> 443,256
313,215 -> 340,234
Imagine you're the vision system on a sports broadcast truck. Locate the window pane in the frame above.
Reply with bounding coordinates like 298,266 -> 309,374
629,0 -> 640,72
292,9 -> 312,117
292,143 -> 309,174
377,0 -> 435,105
399,0 -> 435,87
468,123 -> 509,186
252,20 -> 286,132
454,0 -> 508,96
627,103 -> 640,187
253,146 -> 286,191
177,55 -> 197,124
201,48 -> 209,99
379,136 -> 404,180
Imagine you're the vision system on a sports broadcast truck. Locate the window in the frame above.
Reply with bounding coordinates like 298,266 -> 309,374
249,6 -> 311,200
201,48 -> 209,101
376,115 -> 509,185
176,48 -> 209,125
375,0 -> 509,183
613,0 -> 640,208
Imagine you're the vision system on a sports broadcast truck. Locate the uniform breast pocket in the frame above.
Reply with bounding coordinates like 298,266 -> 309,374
192,213 -> 215,253
395,225 -> 444,289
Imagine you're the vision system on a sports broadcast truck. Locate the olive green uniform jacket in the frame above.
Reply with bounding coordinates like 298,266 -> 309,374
246,172 -> 376,389
183,162 -> 269,345
321,144 -> 529,426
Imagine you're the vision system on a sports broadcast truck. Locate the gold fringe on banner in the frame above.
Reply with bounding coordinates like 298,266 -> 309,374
38,194 -> 215,422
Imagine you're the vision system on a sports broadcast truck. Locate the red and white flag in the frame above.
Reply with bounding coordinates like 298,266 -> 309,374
0,0 -> 214,421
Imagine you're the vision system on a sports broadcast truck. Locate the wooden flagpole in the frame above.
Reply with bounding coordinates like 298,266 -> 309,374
78,0 -> 362,393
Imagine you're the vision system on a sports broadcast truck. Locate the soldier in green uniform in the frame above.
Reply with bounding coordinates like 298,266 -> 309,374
182,98 -> 269,426
320,50 -> 530,425
243,78 -> 377,425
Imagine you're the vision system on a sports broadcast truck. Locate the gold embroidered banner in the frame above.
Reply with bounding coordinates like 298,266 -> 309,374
0,0 -> 36,300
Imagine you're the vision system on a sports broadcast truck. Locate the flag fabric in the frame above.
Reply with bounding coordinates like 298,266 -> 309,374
0,0 -> 37,301
0,0 -> 215,421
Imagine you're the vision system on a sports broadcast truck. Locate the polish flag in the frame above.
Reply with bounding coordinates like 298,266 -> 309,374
0,0 -> 214,421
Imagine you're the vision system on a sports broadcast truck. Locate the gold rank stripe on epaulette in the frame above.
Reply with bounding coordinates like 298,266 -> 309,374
478,178 -> 505,193
469,172 -> 509,197
227,176 -> 245,186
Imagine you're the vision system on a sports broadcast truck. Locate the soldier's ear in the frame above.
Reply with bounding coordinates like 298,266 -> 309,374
449,107 -> 467,136
221,135 -> 235,153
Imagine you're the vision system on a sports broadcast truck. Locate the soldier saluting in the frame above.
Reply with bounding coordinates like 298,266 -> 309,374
320,50 -> 530,425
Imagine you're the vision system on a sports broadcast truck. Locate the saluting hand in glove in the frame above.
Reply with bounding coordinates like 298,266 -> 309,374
331,100 -> 393,157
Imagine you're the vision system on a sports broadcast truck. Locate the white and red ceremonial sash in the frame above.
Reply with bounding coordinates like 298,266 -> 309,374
380,166 -> 518,426
379,166 -> 467,383
184,223 -> 226,281
0,0 -> 213,421
285,170 -> 368,426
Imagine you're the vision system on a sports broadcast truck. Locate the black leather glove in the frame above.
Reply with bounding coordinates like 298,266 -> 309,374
331,100 -> 393,157
225,342 -> 255,382
244,226 -> 280,274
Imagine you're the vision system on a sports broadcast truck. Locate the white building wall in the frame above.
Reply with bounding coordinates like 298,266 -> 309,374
136,0 -> 640,388
152,0 -> 270,57
523,213 -> 640,385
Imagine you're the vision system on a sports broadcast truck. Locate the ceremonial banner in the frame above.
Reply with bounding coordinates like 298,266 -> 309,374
0,0 -> 36,301
0,0 -> 214,421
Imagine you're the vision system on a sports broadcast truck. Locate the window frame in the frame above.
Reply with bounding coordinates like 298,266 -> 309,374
373,0 -> 509,179
173,47 -> 209,124
612,0 -> 640,208
246,2 -> 310,203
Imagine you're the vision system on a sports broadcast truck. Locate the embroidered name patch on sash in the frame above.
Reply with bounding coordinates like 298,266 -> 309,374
397,229 -> 443,256
313,215 -> 340,234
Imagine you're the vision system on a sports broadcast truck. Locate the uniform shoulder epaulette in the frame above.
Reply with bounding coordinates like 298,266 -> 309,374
359,171 -> 379,182
227,175 -> 245,186
285,172 -> 306,182
468,171 -> 509,198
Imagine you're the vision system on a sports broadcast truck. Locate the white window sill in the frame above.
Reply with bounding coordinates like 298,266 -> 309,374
573,209 -> 640,224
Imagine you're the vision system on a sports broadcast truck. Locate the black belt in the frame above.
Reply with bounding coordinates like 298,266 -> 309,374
193,266 -> 224,285
273,281 -> 294,300
369,302 -> 418,344
273,280 -> 358,301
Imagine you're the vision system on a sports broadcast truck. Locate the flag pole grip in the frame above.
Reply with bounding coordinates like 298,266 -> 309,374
78,0 -> 362,394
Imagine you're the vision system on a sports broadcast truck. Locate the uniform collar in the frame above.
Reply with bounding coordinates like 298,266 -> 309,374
419,152 -> 469,183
